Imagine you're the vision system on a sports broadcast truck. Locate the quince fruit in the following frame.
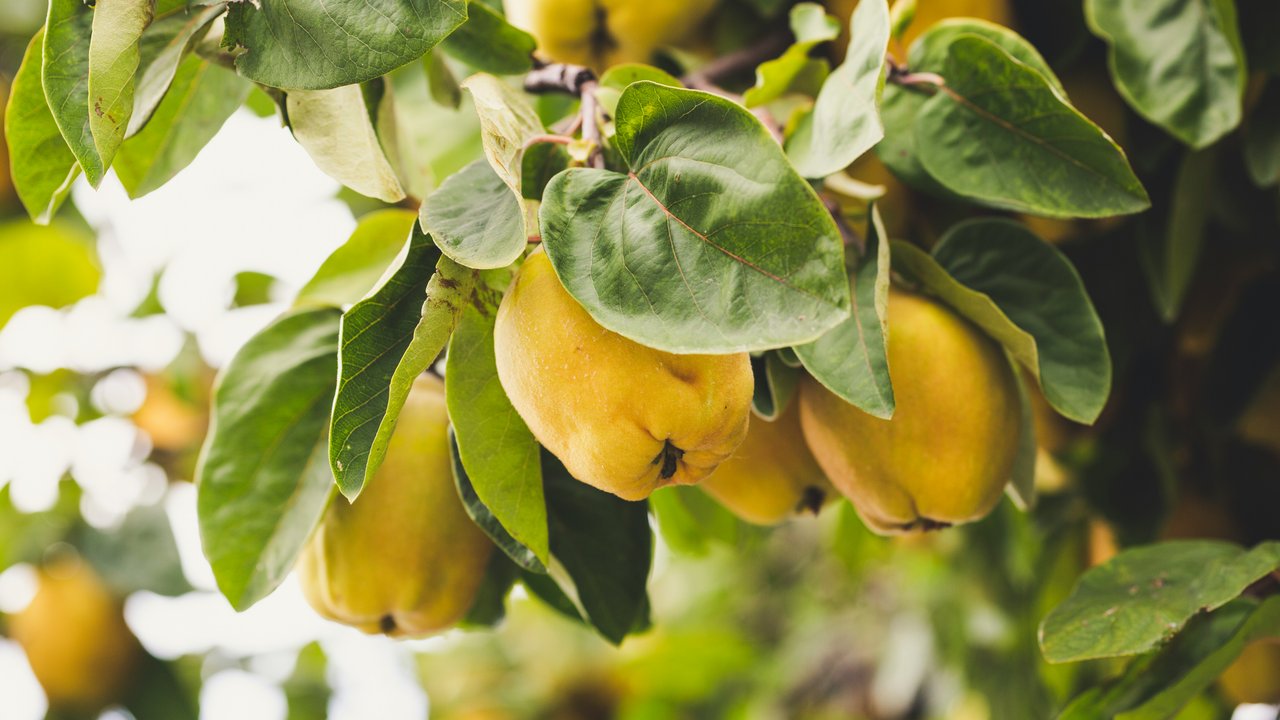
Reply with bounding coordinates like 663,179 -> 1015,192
494,250 -> 753,501
505,0 -> 718,72
799,286 -> 1021,534
1219,639 -> 1280,706
9,558 -> 140,714
701,401 -> 834,525
298,374 -> 493,637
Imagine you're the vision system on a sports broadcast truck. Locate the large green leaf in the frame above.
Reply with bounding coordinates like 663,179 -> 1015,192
330,227 -> 474,498
1085,0 -> 1246,149
5,30 -> 80,224
795,205 -> 894,418
87,0 -> 153,169
420,159 -> 525,269
43,0 -> 104,186
223,0 -> 467,90
446,304 -> 551,567
915,36 -> 1149,218
462,74 -> 542,249
295,209 -> 417,309
878,18 -> 1063,193
115,56 -> 250,198
541,82 -> 850,354
449,430 -> 546,573
743,3 -> 838,108
287,84 -> 406,202
785,0 -> 889,179
440,1 -> 535,75
129,2 -> 227,135
1039,540 -> 1280,663
543,450 -> 652,645
0,220 -> 99,329
931,219 -> 1111,424
1057,597 -> 1280,719
196,308 -> 341,611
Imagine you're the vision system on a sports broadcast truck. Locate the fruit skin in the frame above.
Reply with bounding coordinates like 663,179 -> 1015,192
505,0 -> 719,72
798,287 -> 1021,534
700,401 -> 835,525
9,558 -> 141,714
1219,639 -> 1280,705
297,374 -> 493,638
494,250 -> 753,501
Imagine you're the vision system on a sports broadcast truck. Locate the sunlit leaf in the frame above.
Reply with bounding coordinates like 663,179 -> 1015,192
287,84 -> 406,203
43,0 -> 104,185
5,30 -> 80,224
87,0 -> 152,168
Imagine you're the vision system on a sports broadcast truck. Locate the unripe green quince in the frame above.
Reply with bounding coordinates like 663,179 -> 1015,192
298,374 -> 493,637
799,287 -> 1021,534
9,558 -> 141,714
494,250 -> 753,501
701,400 -> 835,525
504,0 -> 718,72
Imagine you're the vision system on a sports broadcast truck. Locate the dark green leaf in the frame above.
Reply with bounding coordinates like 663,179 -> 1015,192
5,29 -> 80,223
115,56 -> 250,198
915,36 -> 1149,218
520,567 -> 583,623
421,159 -> 526,269
1138,149 -> 1216,322
460,550 -> 517,628
440,1 -> 535,74
295,209 -> 417,309
1085,0 -> 1246,149
43,0 -> 104,185
87,0 -> 153,169
196,308 -> 341,610
541,82 -> 850,353
1039,540 -> 1280,663
423,50 -> 461,108
224,0 -> 468,90
1244,82 -> 1280,187
450,429 -> 546,573
121,652 -> 198,720
330,228 -> 475,498
785,0 -> 889,178
795,204 -> 893,418
446,304 -> 551,566
931,219 -> 1111,423
543,450 -> 652,645
129,2 -> 227,135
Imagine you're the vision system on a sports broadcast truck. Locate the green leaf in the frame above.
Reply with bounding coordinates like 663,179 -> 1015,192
449,430 -> 546,573
1039,540 -> 1280,663
930,219 -> 1111,423
520,567 -> 583,623
742,3 -> 838,108
120,651 -> 199,720
785,0 -> 889,179
74,501 -> 189,597
423,50 -> 462,108
196,308 -> 341,611
462,73 -> 542,247
87,0 -> 153,169
1085,0 -> 1246,149
1005,362 -> 1037,511
0,219 -> 99,329
283,644 -> 330,720
43,0 -> 105,186
541,82 -> 850,354
295,209 -> 418,309
751,351 -> 801,421
542,450 -> 651,645
1058,597 -> 1280,720
878,18 -> 1064,193
5,29 -> 80,223
795,204 -> 894,418
330,227 -> 475,498
421,159 -> 526,269
1245,82 -> 1280,187
224,0 -> 467,90
915,35 -> 1149,218
1138,149 -> 1216,322
649,484 -> 754,556
129,2 -> 226,135
598,64 -> 683,92
446,304 -> 551,566
440,1 -> 535,75
115,56 -> 250,198
287,84 -> 407,203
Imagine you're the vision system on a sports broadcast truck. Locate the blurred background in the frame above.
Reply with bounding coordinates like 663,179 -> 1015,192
1,0 -> 1279,718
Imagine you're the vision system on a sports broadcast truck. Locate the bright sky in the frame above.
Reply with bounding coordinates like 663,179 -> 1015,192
0,109 -> 444,719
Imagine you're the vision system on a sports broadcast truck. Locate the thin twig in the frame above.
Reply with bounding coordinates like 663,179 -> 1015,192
523,134 -> 576,151
682,29 -> 793,87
